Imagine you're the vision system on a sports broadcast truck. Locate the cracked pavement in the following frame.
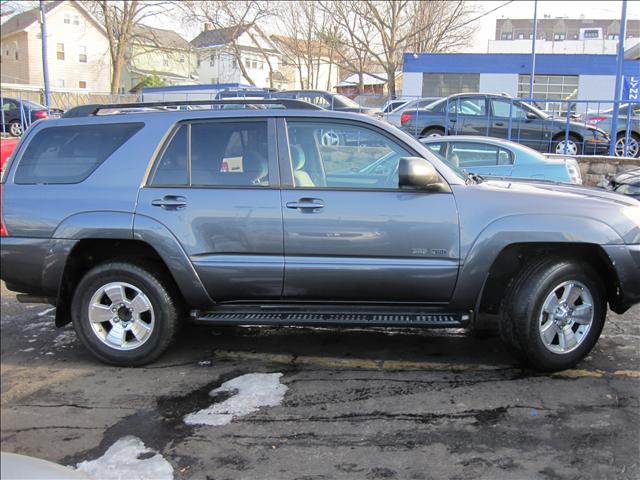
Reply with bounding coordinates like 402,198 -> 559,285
1,281 -> 639,479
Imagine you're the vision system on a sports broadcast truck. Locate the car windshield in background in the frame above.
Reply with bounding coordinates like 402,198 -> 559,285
332,94 -> 361,108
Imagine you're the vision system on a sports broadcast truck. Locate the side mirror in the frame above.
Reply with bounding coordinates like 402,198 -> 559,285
526,112 -> 538,120
398,157 -> 445,191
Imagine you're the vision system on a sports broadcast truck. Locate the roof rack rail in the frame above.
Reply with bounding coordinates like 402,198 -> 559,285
62,99 -> 322,118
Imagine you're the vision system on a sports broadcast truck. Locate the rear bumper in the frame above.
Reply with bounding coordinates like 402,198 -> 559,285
602,244 -> 640,313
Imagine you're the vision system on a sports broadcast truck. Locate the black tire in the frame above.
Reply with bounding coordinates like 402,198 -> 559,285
552,133 -> 583,155
420,127 -> 445,138
8,120 -> 23,137
71,261 -> 181,366
500,257 -> 606,372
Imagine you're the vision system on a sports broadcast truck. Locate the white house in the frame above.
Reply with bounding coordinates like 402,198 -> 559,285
0,0 -> 111,92
191,24 -> 287,89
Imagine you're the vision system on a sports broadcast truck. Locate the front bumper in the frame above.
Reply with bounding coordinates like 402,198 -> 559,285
602,244 -> 640,313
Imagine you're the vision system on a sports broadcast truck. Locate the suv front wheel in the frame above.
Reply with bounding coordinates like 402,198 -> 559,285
71,261 -> 181,366
500,257 -> 606,371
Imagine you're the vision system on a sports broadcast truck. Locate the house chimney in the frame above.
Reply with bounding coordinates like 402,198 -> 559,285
203,22 -> 213,32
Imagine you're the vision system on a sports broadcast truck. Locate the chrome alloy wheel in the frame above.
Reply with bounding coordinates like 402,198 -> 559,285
555,139 -> 578,155
88,282 -> 155,351
615,136 -> 639,158
538,281 -> 594,354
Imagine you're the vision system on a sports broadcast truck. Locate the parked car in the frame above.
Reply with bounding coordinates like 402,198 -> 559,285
384,97 -> 440,126
381,99 -> 409,115
599,168 -> 640,200
400,93 -> 610,156
581,103 -> 640,158
420,136 -> 582,184
0,137 -> 20,172
274,90 -> 379,115
1,99 -> 638,372
1,97 -> 63,137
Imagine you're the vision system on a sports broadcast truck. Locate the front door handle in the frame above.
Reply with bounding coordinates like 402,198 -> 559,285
151,195 -> 187,209
286,198 -> 324,211
494,121 -> 505,126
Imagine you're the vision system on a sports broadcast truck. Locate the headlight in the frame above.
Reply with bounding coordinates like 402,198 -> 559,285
565,159 -> 582,184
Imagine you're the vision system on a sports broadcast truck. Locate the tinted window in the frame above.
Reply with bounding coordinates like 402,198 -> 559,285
191,121 -> 269,186
447,142 -> 500,168
287,121 -> 412,189
151,125 -> 188,185
454,98 -> 486,116
15,123 -> 143,184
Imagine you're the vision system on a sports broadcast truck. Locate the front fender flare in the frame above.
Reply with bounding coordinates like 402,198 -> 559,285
450,214 -> 625,311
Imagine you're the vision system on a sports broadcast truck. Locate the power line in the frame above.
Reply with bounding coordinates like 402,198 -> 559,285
455,1 -> 516,31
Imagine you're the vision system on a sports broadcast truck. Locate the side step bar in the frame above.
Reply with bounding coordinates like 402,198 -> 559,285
192,306 -> 471,328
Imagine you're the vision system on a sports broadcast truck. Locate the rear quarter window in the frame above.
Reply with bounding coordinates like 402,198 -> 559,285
13,123 -> 143,184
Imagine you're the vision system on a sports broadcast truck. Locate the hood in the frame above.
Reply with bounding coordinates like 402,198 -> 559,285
474,178 -> 640,244
614,168 -> 640,186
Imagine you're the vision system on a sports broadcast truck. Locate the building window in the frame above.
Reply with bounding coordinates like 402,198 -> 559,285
56,43 -> 65,60
422,73 -> 480,97
529,34 -> 534,39
553,32 -> 566,41
14,41 -> 18,60
584,29 -> 599,39
78,80 -> 87,89
56,79 -> 65,88
518,74 -> 579,115
501,32 -> 513,40
78,46 -> 87,63
163,56 -> 169,67
179,55 -> 185,64
516,33 -> 525,40
607,34 -> 619,40
64,13 -> 70,24
73,15 -> 80,26
245,57 -> 251,68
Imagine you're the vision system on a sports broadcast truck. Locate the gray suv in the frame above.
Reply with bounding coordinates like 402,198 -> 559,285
1,100 -> 639,371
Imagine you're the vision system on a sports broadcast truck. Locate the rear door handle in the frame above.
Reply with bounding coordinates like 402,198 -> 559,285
151,195 -> 187,209
286,198 -> 324,211
494,122 -> 505,126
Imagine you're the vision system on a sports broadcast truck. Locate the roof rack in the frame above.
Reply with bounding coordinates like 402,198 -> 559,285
62,99 -> 322,118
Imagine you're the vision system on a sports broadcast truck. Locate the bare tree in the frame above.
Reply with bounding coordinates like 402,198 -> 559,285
179,1 -> 275,87
83,1 -> 176,94
275,1 -> 336,90
318,1 -> 377,94
320,1 -> 475,98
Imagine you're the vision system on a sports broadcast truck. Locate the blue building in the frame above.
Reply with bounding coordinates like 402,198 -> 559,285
402,53 -> 639,113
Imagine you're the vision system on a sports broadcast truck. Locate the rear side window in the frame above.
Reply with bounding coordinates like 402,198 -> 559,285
151,121 -> 270,187
14,123 -> 143,184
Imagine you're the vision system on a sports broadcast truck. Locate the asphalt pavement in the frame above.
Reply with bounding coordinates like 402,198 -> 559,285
1,281 -> 639,480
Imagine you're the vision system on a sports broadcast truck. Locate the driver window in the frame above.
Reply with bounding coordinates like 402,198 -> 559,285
286,121 -> 412,189
491,99 -> 527,119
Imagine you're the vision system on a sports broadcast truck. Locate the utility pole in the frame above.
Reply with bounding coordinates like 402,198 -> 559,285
39,0 -> 51,113
609,0 -> 627,157
529,0 -> 538,99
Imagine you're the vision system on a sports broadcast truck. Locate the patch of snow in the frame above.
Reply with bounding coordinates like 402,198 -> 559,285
184,372 -> 288,426
75,436 -> 173,480
19,348 -> 35,352
37,307 -> 56,317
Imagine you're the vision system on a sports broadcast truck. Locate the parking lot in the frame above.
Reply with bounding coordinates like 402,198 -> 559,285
1,281 -> 638,479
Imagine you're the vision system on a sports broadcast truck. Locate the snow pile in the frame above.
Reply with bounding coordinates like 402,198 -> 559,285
184,372 -> 288,426
75,436 -> 173,480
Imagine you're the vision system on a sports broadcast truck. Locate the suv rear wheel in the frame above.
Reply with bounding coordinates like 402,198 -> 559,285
500,257 -> 606,371
71,261 -> 180,366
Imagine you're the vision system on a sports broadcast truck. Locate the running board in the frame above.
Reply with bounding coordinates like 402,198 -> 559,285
192,306 -> 471,328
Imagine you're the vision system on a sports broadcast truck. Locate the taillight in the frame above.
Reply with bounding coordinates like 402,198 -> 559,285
0,184 -> 6,237
400,113 -> 412,124
585,116 -> 605,125
34,110 -> 48,119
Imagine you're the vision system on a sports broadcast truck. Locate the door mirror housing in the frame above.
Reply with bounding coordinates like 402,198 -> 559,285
398,157 -> 446,191
526,111 -> 538,120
